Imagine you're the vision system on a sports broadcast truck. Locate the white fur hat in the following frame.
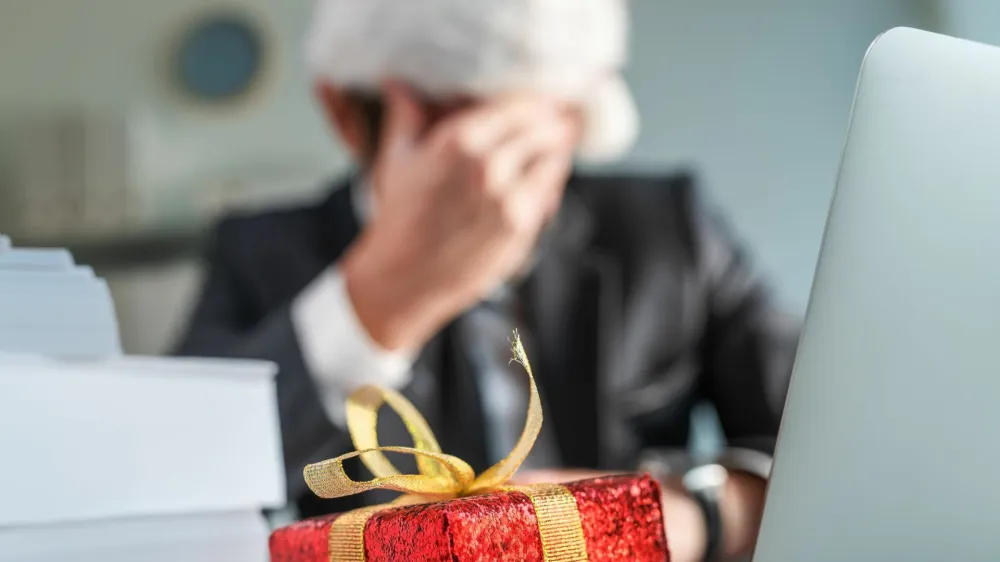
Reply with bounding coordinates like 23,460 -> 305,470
305,0 -> 639,163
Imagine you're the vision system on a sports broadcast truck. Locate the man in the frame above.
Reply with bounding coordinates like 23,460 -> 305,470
175,0 -> 799,560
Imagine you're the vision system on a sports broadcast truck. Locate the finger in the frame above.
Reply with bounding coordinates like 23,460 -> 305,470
429,95 -> 563,155
519,149 -> 574,217
468,96 -> 567,153
496,150 -> 572,238
482,115 -> 576,194
380,81 -> 426,162
486,111 -> 575,189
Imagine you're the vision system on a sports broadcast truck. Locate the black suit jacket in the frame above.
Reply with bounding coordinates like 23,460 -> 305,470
174,171 -> 799,514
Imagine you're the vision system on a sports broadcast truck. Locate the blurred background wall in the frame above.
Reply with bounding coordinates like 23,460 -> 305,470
939,0 -> 1000,45
0,0 -> 962,356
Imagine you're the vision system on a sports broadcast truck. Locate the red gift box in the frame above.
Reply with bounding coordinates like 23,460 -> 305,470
272,334 -> 671,561
270,474 -> 669,561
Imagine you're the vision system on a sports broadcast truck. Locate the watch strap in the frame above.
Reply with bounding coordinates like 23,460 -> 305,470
717,447 -> 773,481
682,464 -> 728,562
689,485 -> 723,561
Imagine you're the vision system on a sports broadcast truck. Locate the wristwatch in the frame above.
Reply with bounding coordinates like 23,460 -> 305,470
683,464 -> 728,561
638,448 -> 772,562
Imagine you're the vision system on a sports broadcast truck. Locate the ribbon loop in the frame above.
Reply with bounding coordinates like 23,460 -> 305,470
466,335 -> 543,494
304,446 -> 475,500
345,385 -> 450,480
304,331 -> 544,500
302,332 -> 591,562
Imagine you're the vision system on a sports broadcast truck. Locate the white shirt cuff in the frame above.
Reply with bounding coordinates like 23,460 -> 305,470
291,266 -> 415,427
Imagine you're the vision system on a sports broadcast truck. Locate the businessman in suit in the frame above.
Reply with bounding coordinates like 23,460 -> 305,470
175,1 -> 799,560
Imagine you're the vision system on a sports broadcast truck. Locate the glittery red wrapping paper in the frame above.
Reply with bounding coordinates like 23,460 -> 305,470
270,474 -> 670,561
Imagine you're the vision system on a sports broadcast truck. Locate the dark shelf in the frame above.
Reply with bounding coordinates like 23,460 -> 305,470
16,228 -> 209,268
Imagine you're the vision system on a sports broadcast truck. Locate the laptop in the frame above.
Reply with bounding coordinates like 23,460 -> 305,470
752,27 -> 1000,561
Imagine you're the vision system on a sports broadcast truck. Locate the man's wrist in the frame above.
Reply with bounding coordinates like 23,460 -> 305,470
683,464 -> 728,561
291,265 -> 416,427
342,235 -> 453,352
718,470 -> 766,559
660,485 -> 709,562
639,448 -> 772,561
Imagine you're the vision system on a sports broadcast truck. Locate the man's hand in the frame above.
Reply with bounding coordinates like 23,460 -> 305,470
512,469 -> 705,561
513,468 -> 766,562
343,83 -> 581,352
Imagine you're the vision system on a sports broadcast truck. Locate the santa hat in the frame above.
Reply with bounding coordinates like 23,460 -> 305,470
305,0 -> 639,163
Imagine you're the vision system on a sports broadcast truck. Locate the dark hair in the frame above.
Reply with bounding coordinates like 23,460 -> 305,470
351,93 -> 385,161
349,91 -> 467,161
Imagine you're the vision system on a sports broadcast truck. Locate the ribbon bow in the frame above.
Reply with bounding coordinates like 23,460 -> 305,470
304,332 -> 542,501
303,332 -> 590,562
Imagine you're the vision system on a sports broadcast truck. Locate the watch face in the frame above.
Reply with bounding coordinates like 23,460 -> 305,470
176,13 -> 265,102
682,464 -> 729,492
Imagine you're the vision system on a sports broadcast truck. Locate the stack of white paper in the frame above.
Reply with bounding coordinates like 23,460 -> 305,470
0,511 -> 271,562
0,237 -> 286,561
0,356 -> 286,526
0,356 -> 284,561
0,237 -> 121,358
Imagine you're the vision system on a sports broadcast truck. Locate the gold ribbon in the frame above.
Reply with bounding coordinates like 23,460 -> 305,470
303,333 -> 589,562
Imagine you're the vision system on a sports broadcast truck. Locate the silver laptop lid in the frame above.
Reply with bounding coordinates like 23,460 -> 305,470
753,27 -> 1000,561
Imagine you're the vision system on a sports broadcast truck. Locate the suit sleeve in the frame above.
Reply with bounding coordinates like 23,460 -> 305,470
691,192 -> 801,457
172,220 -> 354,501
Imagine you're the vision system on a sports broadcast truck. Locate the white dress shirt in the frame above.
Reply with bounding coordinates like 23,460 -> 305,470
291,179 -> 414,426
292,265 -> 415,425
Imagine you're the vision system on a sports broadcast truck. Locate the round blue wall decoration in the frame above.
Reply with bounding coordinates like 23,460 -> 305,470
175,13 -> 265,103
